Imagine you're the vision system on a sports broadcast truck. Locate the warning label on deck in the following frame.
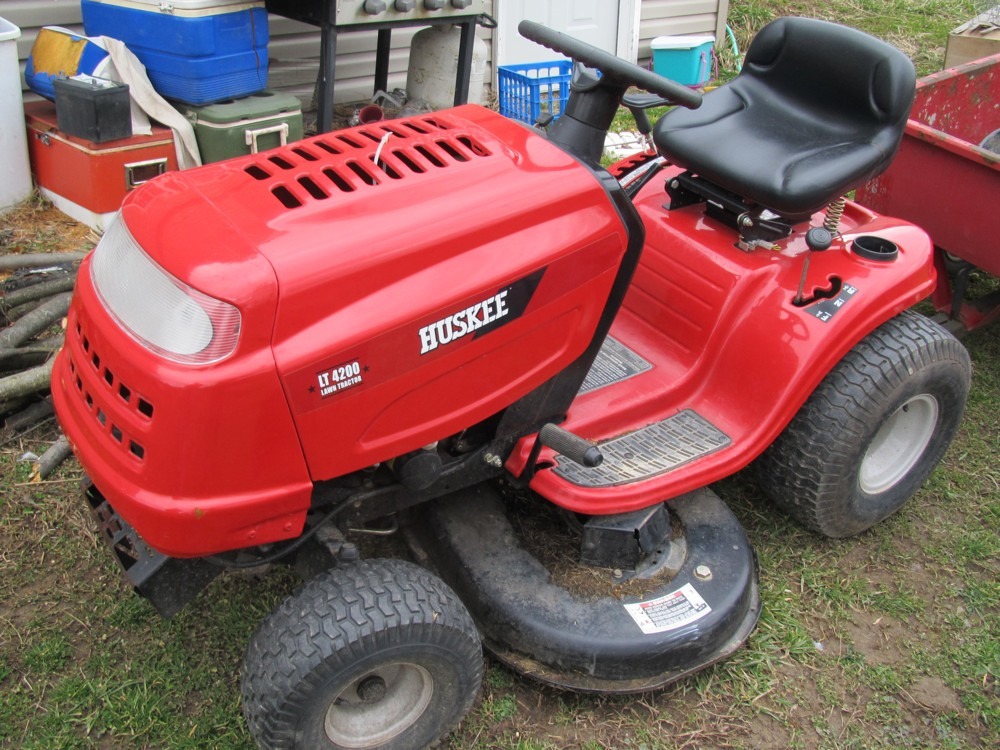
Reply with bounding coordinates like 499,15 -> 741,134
580,337 -> 653,394
624,583 -> 712,634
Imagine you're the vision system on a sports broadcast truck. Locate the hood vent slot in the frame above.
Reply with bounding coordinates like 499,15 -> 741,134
393,150 -> 425,174
323,168 -> 355,193
347,161 -> 380,186
242,113 -> 493,210
246,164 -> 270,180
292,146 -> 319,161
272,185 -> 302,208
268,154 -> 294,170
298,176 -> 329,200
415,145 -> 445,168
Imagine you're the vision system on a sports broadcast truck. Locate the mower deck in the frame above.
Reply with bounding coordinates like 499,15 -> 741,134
412,484 -> 760,692
508,169 -> 937,516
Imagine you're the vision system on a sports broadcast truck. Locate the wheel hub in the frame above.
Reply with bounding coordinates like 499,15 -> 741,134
859,394 -> 939,495
324,663 -> 434,748
356,675 -> 387,703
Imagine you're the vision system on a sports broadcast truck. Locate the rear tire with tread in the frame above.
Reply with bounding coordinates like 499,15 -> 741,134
757,310 -> 970,538
242,558 -> 483,750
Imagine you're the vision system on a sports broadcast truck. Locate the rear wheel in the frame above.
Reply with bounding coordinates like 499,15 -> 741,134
242,559 -> 482,750
757,311 -> 970,538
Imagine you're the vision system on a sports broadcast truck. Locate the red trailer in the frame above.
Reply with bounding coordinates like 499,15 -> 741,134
856,53 -> 1000,331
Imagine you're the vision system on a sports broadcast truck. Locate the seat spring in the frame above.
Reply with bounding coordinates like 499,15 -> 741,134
824,196 -> 847,234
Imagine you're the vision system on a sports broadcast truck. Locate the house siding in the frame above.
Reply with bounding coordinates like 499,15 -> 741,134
639,0 -> 729,62
6,0 -> 726,101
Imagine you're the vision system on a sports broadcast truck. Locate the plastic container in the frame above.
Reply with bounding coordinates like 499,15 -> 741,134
406,25 -> 487,110
497,60 -> 574,125
81,0 -> 268,105
24,26 -> 111,100
651,34 -> 715,87
175,90 -> 303,163
0,16 -> 32,213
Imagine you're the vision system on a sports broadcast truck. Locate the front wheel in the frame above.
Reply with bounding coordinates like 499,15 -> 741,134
756,310 -> 971,538
242,559 -> 483,750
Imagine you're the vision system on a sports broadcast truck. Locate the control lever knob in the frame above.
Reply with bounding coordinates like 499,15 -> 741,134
364,0 -> 387,14
806,226 -> 833,251
452,0 -> 473,8
424,0 -> 445,9
394,0 -> 416,10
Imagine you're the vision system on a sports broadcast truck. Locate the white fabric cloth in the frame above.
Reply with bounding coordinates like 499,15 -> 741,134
95,37 -> 202,169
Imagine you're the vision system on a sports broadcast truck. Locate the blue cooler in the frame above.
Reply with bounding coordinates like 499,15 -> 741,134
81,0 -> 268,105
651,35 -> 715,87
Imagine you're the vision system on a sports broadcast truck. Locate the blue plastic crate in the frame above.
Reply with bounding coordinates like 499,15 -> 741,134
497,60 -> 574,125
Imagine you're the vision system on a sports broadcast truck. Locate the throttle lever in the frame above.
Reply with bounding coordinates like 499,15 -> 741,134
622,93 -> 670,136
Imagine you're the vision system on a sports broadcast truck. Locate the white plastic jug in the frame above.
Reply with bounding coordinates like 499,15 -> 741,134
0,17 -> 32,214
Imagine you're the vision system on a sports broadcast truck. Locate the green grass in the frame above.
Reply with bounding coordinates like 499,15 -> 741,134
727,0 -> 981,76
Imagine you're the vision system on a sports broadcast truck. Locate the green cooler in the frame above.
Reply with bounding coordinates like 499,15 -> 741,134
179,90 -> 303,163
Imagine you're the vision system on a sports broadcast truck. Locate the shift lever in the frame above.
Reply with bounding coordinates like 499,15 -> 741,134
794,227 -> 834,305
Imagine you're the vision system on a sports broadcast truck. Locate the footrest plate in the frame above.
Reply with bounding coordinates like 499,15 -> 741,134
554,409 -> 731,487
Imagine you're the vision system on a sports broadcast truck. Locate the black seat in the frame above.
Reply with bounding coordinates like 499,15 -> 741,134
653,17 -> 916,219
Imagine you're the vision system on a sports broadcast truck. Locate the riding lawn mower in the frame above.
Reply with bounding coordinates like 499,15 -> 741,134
51,16 -> 971,750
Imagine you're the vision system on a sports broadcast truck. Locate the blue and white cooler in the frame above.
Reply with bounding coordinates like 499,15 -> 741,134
81,0 -> 269,105
24,26 -> 111,99
651,34 -> 715,88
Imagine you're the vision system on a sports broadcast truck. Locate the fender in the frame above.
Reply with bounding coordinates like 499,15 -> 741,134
512,167 -> 937,515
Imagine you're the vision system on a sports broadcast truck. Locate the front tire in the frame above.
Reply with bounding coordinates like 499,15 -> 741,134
757,311 -> 970,538
242,559 -> 483,750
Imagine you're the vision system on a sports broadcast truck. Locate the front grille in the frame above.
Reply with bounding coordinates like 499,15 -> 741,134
70,318 -> 151,462
242,114 -> 494,210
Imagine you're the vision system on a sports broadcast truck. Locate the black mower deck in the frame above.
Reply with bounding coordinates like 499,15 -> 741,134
410,484 -> 760,692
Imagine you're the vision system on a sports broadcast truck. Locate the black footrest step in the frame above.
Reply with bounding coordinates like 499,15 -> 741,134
553,409 -> 731,487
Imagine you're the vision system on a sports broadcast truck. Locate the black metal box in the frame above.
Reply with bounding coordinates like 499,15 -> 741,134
53,77 -> 132,144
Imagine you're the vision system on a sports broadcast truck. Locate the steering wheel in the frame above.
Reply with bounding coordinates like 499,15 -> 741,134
518,20 -> 702,110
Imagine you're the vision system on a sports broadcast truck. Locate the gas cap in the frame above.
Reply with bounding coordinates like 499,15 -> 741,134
364,0 -> 387,14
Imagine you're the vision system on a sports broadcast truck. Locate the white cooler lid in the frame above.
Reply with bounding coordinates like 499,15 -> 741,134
651,34 -> 716,50
89,0 -> 263,16
0,16 -> 22,42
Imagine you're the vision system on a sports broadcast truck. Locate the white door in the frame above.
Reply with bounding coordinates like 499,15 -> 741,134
496,0 -> 639,67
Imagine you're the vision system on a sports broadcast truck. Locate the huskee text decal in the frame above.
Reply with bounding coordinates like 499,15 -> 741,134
418,290 -> 511,354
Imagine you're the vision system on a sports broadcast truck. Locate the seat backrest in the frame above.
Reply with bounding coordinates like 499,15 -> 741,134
743,17 -> 915,134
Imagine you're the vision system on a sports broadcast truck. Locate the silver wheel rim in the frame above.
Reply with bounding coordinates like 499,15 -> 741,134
859,394 -> 939,495
324,663 -> 434,748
